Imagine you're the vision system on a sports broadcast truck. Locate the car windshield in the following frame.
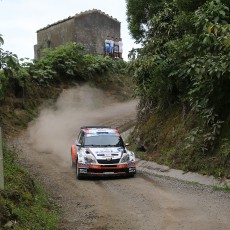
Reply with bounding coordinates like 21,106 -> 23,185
84,135 -> 124,147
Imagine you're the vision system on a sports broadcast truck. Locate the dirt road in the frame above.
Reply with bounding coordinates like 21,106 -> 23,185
15,86 -> 230,230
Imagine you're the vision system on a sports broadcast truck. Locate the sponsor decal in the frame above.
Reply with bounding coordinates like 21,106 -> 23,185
78,163 -> 87,167
86,129 -> 117,137
93,148 -> 120,154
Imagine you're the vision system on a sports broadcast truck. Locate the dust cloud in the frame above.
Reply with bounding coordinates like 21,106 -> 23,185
27,85 -> 137,164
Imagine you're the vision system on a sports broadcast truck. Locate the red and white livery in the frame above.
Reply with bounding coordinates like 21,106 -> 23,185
71,126 -> 136,179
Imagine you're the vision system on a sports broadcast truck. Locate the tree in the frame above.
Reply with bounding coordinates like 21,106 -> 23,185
128,0 -> 230,154
175,0 -> 208,12
0,34 -> 19,73
126,0 -> 166,43
0,34 -> 20,98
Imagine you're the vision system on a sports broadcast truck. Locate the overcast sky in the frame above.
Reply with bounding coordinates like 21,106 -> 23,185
0,0 -> 140,61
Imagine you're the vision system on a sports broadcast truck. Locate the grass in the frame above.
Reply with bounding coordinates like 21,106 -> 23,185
212,184 -> 230,192
0,143 -> 59,229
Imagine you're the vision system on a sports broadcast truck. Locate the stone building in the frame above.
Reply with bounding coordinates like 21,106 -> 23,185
34,9 -> 120,59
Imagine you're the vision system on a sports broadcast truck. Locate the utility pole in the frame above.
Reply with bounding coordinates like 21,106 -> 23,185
0,120 -> 4,189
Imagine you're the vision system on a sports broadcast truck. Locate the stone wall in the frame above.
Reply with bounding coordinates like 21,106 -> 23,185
34,10 -> 120,58
74,11 -> 120,55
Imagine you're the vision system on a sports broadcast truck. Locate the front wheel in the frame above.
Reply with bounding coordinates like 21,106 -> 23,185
71,154 -> 75,168
70,146 -> 76,168
76,159 -> 83,180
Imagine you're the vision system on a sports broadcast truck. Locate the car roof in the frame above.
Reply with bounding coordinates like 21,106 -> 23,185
81,126 -> 120,137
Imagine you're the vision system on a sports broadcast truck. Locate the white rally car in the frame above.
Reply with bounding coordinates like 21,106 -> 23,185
71,126 -> 136,179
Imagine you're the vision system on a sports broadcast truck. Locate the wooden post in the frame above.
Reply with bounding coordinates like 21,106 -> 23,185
0,125 -> 4,189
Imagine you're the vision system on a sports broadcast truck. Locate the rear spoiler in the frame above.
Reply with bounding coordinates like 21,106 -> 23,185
80,126 -> 111,129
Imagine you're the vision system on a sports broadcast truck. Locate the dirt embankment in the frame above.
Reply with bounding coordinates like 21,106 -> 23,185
14,85 -> 230,230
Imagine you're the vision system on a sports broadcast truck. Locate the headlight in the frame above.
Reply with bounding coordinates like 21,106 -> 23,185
121,154 -> 130,163
84,154 -> 96,163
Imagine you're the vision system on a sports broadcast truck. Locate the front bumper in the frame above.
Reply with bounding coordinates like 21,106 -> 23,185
78,162 -> 136,177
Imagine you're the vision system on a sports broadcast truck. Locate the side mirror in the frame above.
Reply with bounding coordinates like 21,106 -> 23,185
76,143 -> 81,147
125,143 -> 129,147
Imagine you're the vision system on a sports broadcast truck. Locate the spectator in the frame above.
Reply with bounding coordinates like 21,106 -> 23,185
114,38 -> 119,59
118,38 -> 123,59
104,36 -> 110,56
110,36 -> 114,58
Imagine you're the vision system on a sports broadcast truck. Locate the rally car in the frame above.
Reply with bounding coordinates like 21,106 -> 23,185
71,126 -> 136,179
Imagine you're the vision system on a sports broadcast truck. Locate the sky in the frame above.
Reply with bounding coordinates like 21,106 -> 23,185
0,0 -> 140,61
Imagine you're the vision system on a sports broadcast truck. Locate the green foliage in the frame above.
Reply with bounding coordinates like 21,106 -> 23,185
0,35 -> 19,74
174,0 -> 230,152
30,43 -> 128,85
128,0 -> 183,112
0,71 -> 7,98
0,39 -> 128,101
0,144 -> 59,229
0,35 -> 21,99
83,55 -> 125,79
30,43 -> 85,83
129,0 -> 230,175
126,0 -> 166,42
175,0 -> 208,12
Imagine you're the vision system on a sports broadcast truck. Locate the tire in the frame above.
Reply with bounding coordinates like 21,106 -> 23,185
70,147 -> 75,168
76,159 -> 83,180
71,154 -> 75,168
